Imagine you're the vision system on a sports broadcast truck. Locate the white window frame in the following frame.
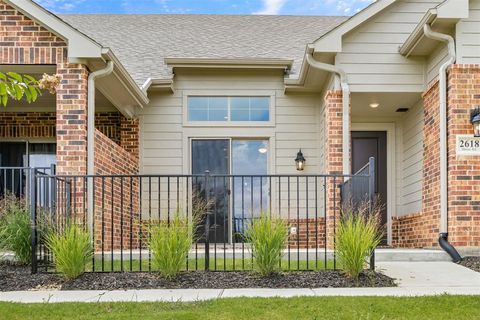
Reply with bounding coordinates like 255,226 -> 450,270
183,90 -> 276,127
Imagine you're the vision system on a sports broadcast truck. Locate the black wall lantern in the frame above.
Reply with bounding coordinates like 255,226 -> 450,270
295,149 -> 306,171
471,107 -> 480,137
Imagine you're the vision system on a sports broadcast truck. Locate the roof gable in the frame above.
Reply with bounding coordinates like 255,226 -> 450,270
312,0 -> 397,53
5,0 -> 103,59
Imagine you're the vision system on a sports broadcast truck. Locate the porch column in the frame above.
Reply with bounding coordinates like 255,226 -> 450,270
56,63 -> 89,176
324,90 -> 347,248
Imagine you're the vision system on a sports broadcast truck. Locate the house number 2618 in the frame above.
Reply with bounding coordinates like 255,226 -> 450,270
459,140 -> 480,148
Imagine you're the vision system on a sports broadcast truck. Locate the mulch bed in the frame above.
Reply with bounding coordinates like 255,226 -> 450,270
0,262 -> 395,292
459,256 -> 480,273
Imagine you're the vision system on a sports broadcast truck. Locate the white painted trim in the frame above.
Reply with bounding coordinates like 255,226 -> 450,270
351,122 -> 396,246
165,58 -> 293,70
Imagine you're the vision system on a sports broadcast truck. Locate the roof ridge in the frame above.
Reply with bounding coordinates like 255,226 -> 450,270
58,13 -> 348,18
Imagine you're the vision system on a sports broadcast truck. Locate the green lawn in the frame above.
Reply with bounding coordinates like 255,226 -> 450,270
89,258 -> 337,272
1,296 -> 479,320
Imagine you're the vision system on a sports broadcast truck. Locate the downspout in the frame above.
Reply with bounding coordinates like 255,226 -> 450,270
306,53 -> 350,175
423,24 -> 462,263
87,60 -> 114,236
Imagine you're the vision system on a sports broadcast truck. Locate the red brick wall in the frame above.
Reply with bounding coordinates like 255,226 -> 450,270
395,65 -> 480,248
55,63 -> 89,176
0,112 -> 56,138
94,129 -> 138,175
120,118 -> 140,160
0,111 -> 122,141
0,1 -> 67,64
324,90 -> 345,248
446,65 -> 480,247
95,112 -> 121,144
391,212 -> 437,248
288,218 -> 326,248
93,129 -> 140,250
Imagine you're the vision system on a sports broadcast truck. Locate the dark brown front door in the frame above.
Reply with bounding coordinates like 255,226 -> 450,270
351,131 -> 388,244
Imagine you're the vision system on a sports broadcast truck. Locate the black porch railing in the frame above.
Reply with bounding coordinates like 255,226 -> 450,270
0,166 -> 54,199
24,161 -> 376,274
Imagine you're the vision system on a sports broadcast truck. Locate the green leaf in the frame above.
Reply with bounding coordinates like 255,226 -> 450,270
29,86 -> 38,102
0,72 -> 6,81
24,87 -> 32,103
0,83 -> 6,95
23,74 -> 37,83
13,84 -> 24,100
1,94 -> 8,107
7,72 -> 22,82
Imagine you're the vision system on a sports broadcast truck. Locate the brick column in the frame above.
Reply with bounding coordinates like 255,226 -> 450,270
56,63 -> 89,175
446,65 -> 480,247
418,82 -> 442,247
324,90 -> 346,248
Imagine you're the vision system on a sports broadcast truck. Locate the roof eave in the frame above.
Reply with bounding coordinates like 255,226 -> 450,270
399,10 -> 438,57
102,49 -> 150,108
164,57 -> 293,71
399,0 -> 469,57
141,78 -> 174,94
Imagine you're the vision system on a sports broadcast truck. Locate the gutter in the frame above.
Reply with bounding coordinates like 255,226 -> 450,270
87,60 -> 114,236
423,24 -> 462,263
306,52 -> 350,175
141,77 -> 174,94
102,49 -> 149,107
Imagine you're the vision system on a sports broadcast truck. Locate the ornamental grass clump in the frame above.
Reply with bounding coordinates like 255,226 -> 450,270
45,223 -> 92,280
336,201 -> 383,279
0,194 -> 31,265
148,212 -> 198,279
245,213 -> 288,277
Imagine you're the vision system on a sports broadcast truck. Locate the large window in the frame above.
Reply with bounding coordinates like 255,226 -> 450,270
188,96 -> 270,122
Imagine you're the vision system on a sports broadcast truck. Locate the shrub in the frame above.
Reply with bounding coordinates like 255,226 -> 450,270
45,223 -> 92,279
336,201 -> 383,279
245,213 -> 288,276
0,195 -> 31,265
149,212 -> 198,279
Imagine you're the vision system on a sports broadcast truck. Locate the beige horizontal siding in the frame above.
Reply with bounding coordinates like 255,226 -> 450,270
457,0 -> 480,64
336,0 -> 442,92
138,69 -> 324,218
398,100 -> 424,216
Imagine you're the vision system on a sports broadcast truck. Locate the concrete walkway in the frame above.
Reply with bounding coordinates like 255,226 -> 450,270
1,262 -> 479,303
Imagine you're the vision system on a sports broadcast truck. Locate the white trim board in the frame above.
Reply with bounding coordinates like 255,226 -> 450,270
351,122 -> 396,246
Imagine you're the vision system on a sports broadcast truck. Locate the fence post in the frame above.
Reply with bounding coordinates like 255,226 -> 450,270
368,157 -> 376,271
29,168 -> 37,274
204,170 -> 211,271
49,164 -> 56,211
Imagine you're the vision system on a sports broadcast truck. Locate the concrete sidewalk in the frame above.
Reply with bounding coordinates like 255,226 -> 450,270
1,261 -> 479,303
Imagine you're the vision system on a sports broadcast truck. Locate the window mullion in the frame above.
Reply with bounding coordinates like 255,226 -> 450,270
228,97 -> 231,122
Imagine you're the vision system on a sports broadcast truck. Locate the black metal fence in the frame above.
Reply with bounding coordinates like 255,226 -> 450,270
24,161 -> 375,274
0,166 -> 53,199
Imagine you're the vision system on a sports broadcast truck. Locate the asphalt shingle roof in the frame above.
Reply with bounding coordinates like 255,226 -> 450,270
59,14 -> 347,86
